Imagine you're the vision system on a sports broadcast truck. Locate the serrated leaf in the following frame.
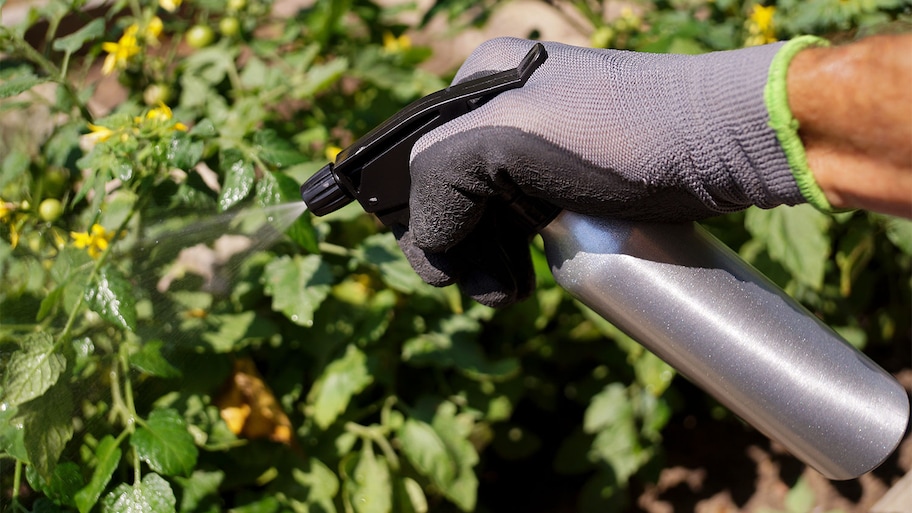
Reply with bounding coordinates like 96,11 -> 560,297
74,435 -> 123,513
398,419 -> 455,488
1,332 -> 65,407
218,149 -> 255,211
308,345 -> 373,429
20,380 -> 74,480
27,461 -> 82,508
0,74 -> 48,99
129,340 -> 181,378
254,129 -> 307,168
102,473 -> 176,513
744,205 -> 831,290
348,444 -> 391,513
131,409 -> 198,477
167,132 -> 204,171
52,18 -> 104,54
200,311 -> 276,353
85,266 -> 138,331
263,254 -> 333,326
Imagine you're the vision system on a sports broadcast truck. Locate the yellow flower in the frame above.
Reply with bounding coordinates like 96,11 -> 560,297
71,224 -> 115,258
382,31 -> 411,54
746,4 -> 777,46
101,25 -> 141,75
0,199 -> 10,222
85,123 -> 116,144
139,102 -> 189,132
159,0 -> 182,13
144,16 -> 164,45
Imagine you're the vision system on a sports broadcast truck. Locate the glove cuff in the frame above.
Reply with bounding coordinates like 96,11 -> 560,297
765,35 -> 833,211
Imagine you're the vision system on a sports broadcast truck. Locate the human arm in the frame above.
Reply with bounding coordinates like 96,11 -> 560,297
787,34 -> 912,218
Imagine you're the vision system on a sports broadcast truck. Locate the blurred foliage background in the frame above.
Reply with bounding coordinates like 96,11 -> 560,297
0,0 -> 910,512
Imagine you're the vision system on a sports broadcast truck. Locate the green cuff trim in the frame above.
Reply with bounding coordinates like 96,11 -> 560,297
764,35 -> 833,211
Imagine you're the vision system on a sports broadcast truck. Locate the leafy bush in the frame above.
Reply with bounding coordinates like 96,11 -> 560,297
0,1 -> 909,512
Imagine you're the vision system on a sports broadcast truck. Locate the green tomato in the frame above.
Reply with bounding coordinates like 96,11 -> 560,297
227,0 -> 246,12
38,198 -> 63,222
219,17 -> 241,37
143,83 -> 172,106
40,167 -> 70,197
186,25 -> 215,49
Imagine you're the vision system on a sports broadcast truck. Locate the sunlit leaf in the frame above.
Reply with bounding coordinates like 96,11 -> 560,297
263,254 -> 333,326
85,265 -> 138,331
744,205 -> 831,290
292,459 -> 339,512
52,18 -> 104,54
0,74 -> 48,99
1,332 -> 65,407
101,472 -> 176,513
218,149 -> 255,212
308,345 -> 373,429
347,444 -> 392,513
174,470 -> 225,513
255,129 -> 308,168
255,170 -> 319,252
398,419 -> 455,488
129,340 -> 181,378
130,409 -> 198,477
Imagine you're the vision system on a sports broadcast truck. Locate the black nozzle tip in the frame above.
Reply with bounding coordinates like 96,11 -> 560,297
301,164 -> 353,216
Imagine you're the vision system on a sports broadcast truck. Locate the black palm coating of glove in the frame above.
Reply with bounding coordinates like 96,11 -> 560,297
396,37 -> 806,307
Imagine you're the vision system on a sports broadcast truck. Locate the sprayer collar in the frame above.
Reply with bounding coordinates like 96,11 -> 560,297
300,163 -> 353,216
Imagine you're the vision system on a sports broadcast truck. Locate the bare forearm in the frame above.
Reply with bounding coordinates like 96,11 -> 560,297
787,34 -> 912,217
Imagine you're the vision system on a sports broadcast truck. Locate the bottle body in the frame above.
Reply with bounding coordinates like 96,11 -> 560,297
540,210 -> 909,480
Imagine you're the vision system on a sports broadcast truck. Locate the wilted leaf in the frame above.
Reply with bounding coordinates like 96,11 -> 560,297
308,345 -> 373,429
131,409 -> 198,477
214,359 -> 293,443
74,435 -> 123,513
1,332 -> 65,407
101,472 -> 176,513
85,266 -> 138,331
263,254 -> 333,326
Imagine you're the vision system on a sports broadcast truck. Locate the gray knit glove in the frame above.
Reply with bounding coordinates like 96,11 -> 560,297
397,37 -> 809,307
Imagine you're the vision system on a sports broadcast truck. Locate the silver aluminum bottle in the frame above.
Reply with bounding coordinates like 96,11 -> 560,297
539,210 -> 910,480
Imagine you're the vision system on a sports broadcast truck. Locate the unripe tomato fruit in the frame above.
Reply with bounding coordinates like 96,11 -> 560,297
219,17 -> 241,37
186,25 -> 215,49
143,83 -> 172,106
38,198 -> 63,222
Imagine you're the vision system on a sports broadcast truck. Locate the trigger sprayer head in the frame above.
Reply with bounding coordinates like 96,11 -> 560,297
300,163 -> 352,216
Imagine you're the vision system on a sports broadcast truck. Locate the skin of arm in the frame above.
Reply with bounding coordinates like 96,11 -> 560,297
787,34 -> 912,218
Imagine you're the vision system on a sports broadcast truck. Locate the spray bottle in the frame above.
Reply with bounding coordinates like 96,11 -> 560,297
300,43 -> 909,480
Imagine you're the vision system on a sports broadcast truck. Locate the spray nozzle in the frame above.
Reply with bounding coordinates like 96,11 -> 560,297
300,43 -> 549,227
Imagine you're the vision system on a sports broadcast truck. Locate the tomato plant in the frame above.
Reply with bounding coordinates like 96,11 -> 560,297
0,1 -> 909,512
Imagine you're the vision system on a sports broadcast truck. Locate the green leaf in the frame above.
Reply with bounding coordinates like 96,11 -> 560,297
254,129 -> 307,168
130,340 -> 181,378
291,458 -> 339,513
37,283 -> 65,321
218,149 -> 255,211
784,476 -> 816,513
0,404 -> 27,461
401,315 -> 519,379
308,345 -> 373,429
27,461 -> 83,508
85,265 -> 138,331
1,332 -> 65,407
884,215 -> 912,255
347,444 -> 392,513
398,419 -> 455,488
130,409 -> 198,477
1,147 -> 29,189
52,18 -> 105,54
744,205 -> 831,290
174,470 -> 224,513
360,233 -> 426,293
397,477 -> 428,513
20,380 -> 75,480
255,171 -> 319,252
297,58 -> 348,99
75,435 -> 123,513
263,254 -> 333,326
429,401 -> 478,512
0,74 -> 48,99
200,311 -> 276,352
102,473 -> 176,513
584,383 -> 630,433
585,384 -> 647,483
167,132 -> 204,171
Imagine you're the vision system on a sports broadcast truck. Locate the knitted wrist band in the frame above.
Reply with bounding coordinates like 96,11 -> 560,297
764,35 -> 833,211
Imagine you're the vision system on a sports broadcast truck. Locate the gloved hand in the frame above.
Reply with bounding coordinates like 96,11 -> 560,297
396,36 -> 825,307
